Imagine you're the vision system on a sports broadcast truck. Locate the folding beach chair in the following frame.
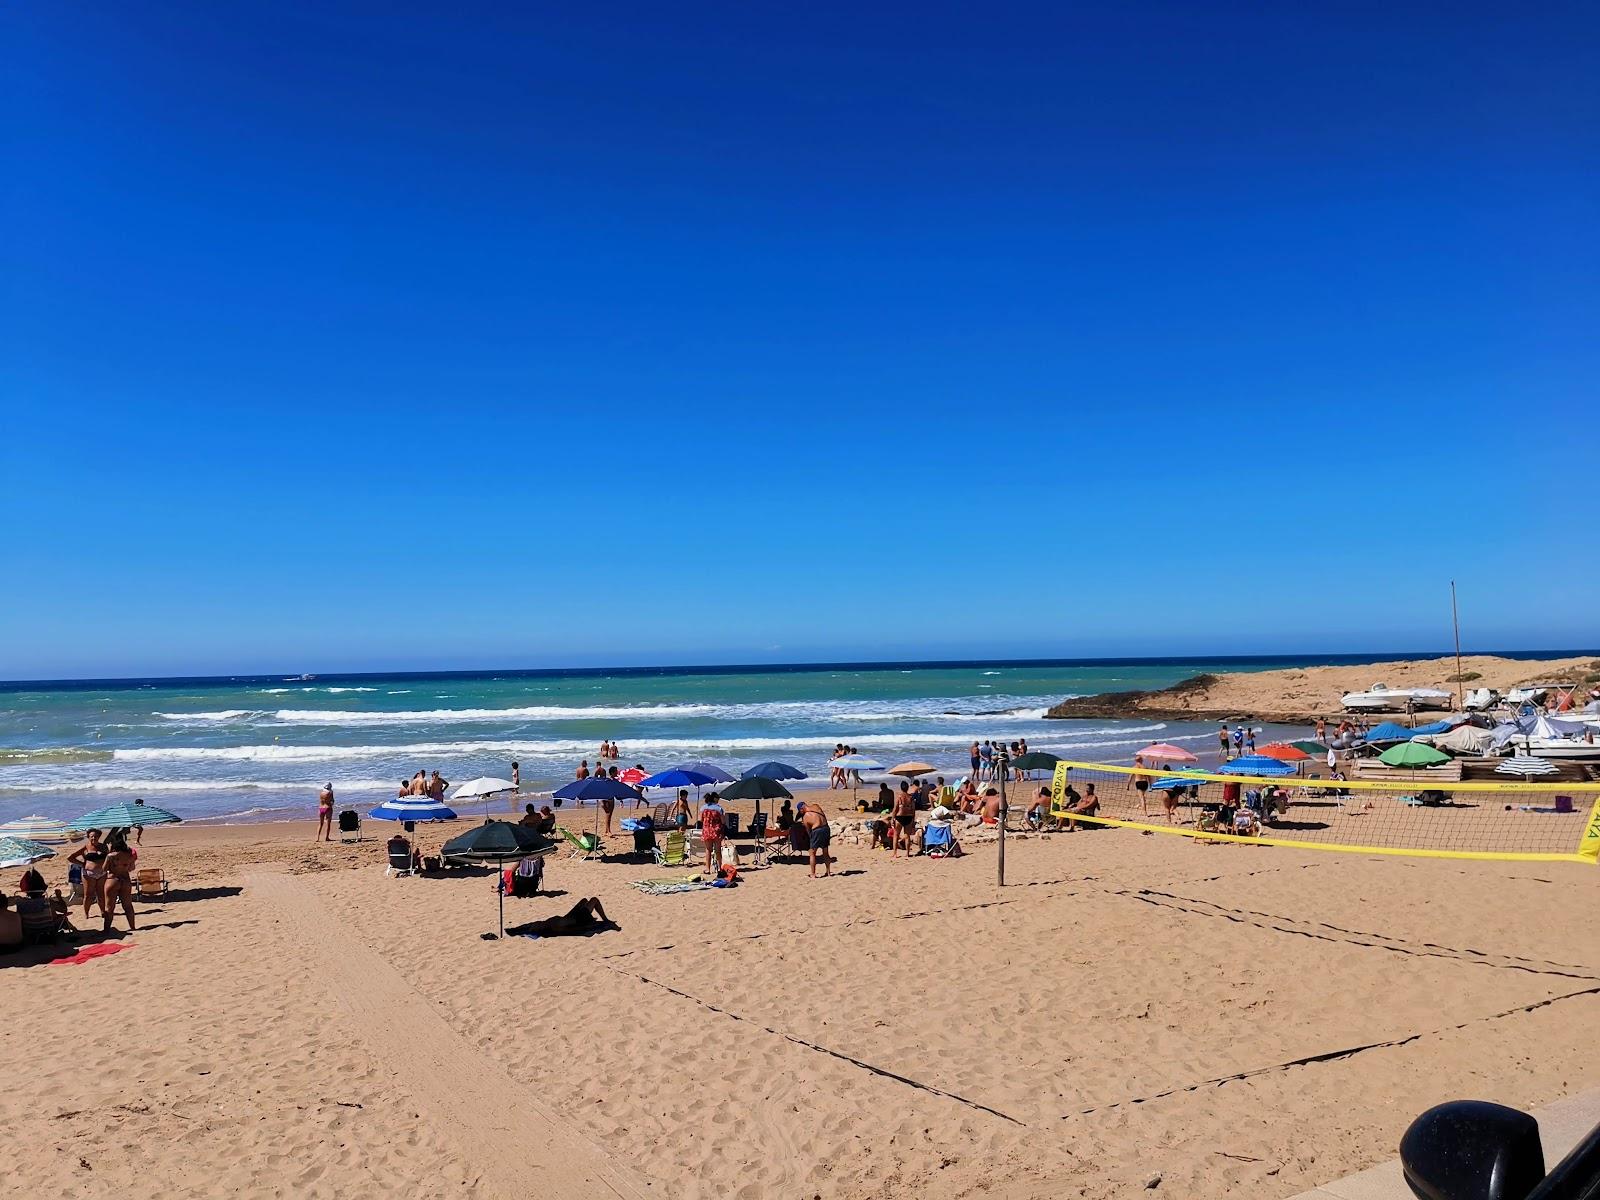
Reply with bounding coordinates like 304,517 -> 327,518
922,822 -> 959,859
652,829 -> 689,867
338,809 -> 363,843
385,838 -> 414,877
744,812 -> 770,866
559,827 -> 605,860
15,897 -> 68,944
133,868 -> 169,898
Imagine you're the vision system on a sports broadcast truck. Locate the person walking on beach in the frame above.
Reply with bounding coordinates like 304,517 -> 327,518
1245,728 -> 1256,754
891,781 -> 917,859
316,783 -> 335,842
1218,724 -> 1230,759
969,741 -> 981,778
1232,727 -> 1245,757
700,792 -> 725,872
799,801 -> 831,878
1132,755 -> 1151,815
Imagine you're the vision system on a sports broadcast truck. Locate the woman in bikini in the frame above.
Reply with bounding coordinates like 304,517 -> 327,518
316,784 -> 335,842
101,830 -> 137,932
69,828 -> 107,920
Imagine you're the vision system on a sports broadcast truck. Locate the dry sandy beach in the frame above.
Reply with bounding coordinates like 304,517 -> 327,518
5,796 -> 1597,1200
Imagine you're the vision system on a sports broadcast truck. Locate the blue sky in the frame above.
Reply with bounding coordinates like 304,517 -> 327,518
3,2 -> 1596,679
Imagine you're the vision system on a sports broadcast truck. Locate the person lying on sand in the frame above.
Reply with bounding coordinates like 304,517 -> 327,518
508,897 -> 616,938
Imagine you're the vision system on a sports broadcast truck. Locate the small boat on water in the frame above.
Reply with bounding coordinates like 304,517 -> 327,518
1340,683 -> 1454,713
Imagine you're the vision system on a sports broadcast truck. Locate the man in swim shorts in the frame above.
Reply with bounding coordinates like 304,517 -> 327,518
799,801 -> 831,878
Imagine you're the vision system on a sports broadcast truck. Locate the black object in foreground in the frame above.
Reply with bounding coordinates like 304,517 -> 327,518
1401,1098 -> 1600,1200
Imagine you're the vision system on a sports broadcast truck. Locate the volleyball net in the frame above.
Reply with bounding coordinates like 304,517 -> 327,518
1043,760 -> 1600,865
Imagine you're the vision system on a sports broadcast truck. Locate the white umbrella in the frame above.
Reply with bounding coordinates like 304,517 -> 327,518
1495,755 -> 1559,780
448,777 -> 519,817
0,815 -> 71,843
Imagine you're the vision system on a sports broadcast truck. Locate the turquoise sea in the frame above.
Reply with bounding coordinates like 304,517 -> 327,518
0,655 -> 1541,824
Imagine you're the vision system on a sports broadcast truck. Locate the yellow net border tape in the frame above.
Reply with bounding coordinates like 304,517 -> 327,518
1049,757 -> 1600,794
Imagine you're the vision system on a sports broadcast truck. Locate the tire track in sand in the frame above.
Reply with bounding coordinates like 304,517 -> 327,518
246,872 -> 647,1200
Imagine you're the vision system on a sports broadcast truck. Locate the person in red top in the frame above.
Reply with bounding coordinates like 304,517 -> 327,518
699,793 -> 725,872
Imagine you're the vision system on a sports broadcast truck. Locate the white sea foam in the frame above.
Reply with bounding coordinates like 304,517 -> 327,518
0,778 -> 397,793
154,709 -> 262,721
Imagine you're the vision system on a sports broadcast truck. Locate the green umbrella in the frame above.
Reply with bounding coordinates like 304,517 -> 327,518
1377,742 -> 1450,768
1290,740 -> 1328,755
0,835 -> 57,870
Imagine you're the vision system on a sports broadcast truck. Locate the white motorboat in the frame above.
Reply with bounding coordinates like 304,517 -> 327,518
1505,682 -> 1575,707
1463,687 -> 1500,711
1492,714 -> 1600,760
1340,683 -> 1455,713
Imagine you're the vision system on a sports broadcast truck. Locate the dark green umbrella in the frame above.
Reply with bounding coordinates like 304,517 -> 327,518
1291,740 -> 1329,755
1011,751 -> 1061,773
1377,742 -> 1450,768
718,775 -> 792,822
441,820 -> 557,938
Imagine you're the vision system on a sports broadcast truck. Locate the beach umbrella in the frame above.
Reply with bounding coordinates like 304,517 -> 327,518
1377,742 -> 1451,768
639,768 -> 717,790
1495,755 -> 1559,780
449,776 -> 519,817
369,795 -> 458,823
828,753 -> 885,801
0,814 -> 71,843
1152,774 -> 1207,791
68,801 -> 183,832
718,775 -> 792,823
0,836 -> 56,870
1135,743 -> 1198,763
1290,740 -> 1328,756
1220,754 -> 1296,777
742,761 -> 806,781
618,766 -> 649,786
888,761 -> 938,778
1011,751 -> 1061,774
440,819 -> 557,938
1258,743 -> 1310,762
671,761 -> 735,784
552,777 -> 643,804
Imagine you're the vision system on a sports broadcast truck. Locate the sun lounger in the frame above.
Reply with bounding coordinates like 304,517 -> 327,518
385,838 -> 414,877
133,868 -> 169,898
558,827 -> 605,860
652,828 -> 689,867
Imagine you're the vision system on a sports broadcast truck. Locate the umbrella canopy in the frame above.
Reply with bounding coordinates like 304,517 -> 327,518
1152,773 -> 1207,791
1219,755 -> 1297,777
441,819 -> 556,861
1257,743 -> 1310,762
553,777 -> 643,803
369,795 -> 458,822
0,836 -> 56,869
719,776 -> 793,803
69,801 -> 183,831
618,767 -> 649,786
1135,743 -> 1198,763
887,761 -> 937,778
829,754 -> 884,771
0,814 -> 71,843
742,761 -> 807,781
671,761 -> 735,783
1377,742 -> 1451,768
449,777 -> 518,800
1495,755 -> 1559,778
1011,751 -> 1062,772
1290,740 -> 1329,755
639,768 -> 717,790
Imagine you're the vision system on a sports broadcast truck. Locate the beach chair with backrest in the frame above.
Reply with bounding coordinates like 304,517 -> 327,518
559,827 -> 605,860
652,828 -> 689,867
338,809 -> 362,843
385,838 -> 414,877
16,897 -> 67,944
133,868 -> 169,898
922,822 -> 957,859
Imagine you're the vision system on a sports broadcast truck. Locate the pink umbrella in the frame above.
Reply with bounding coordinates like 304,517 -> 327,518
1137,743 -> 1199,762
619,767 -> 648,786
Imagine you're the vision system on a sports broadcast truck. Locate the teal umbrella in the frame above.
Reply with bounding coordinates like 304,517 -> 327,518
1377,742 -> 1450,768
69,801 -> 183,831
0,836 -> 56,869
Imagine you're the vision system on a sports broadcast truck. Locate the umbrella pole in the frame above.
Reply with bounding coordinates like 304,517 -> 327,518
498,855 -> 505,938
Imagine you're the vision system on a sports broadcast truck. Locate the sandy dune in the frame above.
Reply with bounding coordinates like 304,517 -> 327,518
4,813 -> 1597,1199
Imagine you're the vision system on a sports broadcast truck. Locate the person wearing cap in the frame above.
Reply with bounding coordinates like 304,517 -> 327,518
317,783 -> 335,842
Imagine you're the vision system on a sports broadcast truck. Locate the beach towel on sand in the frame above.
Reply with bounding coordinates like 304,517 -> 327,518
48,942 -> 133,966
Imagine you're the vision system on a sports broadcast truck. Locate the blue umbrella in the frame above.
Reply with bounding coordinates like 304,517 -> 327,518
1153,774 -> 1207,791
672,761 -> 735,783
742,761 -> 807,781
553,777 -> 644,804
639,768 -> 717,790
1219,755 -> 1296,777
369,795 -> 458,822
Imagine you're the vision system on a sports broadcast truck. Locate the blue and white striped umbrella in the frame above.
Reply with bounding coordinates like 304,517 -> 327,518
829,754 -> 885,772
368,796 -> 458,822
671,761 -> 735,783
0,836 -> 57,869
69,802 -> 182,831
1495,755 -> 1559,778
0,814 -> 71,843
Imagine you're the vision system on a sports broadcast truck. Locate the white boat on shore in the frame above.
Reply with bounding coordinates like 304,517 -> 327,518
1491,713 -> 1600,760
1340,683 -> 1455,713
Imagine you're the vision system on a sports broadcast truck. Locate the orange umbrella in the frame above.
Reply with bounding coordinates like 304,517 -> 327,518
1258,742 -> 1310,762
1136,743 -> 1198,762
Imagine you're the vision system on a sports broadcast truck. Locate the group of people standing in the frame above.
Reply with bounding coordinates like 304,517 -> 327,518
64,827 -> 139,931
968,739 -> 1031,781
